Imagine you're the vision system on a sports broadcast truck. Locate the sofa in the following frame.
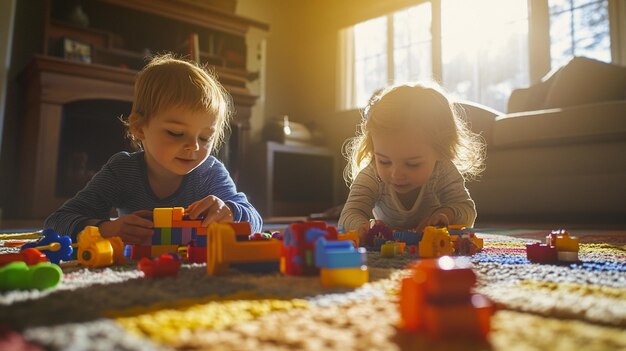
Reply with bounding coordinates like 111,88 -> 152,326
463,57 -> 626,224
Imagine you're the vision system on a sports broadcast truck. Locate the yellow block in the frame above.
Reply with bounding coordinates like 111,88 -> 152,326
419,226 -> 454,258
320,266 -> 368,288
555,234 -> 579,252
153,208 -> 173,228
381,242 -> 396,258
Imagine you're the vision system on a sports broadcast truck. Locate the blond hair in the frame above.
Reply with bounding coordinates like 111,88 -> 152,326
343,82 -> 485,185
123,53 -> 232,154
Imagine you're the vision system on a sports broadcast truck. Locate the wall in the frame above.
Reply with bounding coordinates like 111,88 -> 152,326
0,0 -> 16,155
0,0 -> 45,218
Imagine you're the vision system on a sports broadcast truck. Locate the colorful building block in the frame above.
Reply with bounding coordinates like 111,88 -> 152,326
418,226 -> 454,258
526,242 -> 558,263
320,266 -> 368,288
380,241 -> 396,258
206,222 -> 281,276
137,253 -> 181,278
338,230 -> 360,248
282,221 -> 338,276
314,237 -> 366,268
399,256 -> 493,340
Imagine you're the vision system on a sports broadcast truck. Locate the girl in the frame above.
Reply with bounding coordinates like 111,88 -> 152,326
338,83 -> 485,239
45,54 -> 262,243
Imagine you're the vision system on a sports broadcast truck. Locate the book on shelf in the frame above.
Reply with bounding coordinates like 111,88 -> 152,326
188,32 -> 200,63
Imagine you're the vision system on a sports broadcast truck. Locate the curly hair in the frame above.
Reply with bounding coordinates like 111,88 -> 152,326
343,82 -> 485,185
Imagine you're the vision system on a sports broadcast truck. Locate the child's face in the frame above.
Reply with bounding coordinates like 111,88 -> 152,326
136,106 -> 216,178
371,127 -> 440,194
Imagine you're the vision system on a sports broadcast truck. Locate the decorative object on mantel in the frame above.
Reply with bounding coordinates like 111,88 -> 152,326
263,115 -> 313,146
67,3 -> 90,27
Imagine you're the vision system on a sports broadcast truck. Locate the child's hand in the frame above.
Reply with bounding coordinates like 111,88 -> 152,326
356,222 -> 370,240
98,210 -> 154,245
416,208 -> 453,233
186,195 -> 234,227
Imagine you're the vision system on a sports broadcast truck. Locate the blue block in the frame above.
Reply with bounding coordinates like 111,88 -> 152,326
393,231 -> 422,245
151,228 -> 162,244
305,228 -> 327,243
315,238 -> 366,268
195,235 -> 207,246
171,227 -> 182,245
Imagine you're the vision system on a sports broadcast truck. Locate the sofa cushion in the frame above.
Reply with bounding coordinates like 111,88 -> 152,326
492,101 -> 626,148
544,57 -> 626,109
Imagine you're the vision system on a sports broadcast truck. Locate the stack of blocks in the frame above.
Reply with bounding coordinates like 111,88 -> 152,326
281,221 -> 368,288
399,256 -> 493,339
526,229 -> 579,263
130,207 -> 208,262
315,237 -> 368,288
281,221 -> 339,276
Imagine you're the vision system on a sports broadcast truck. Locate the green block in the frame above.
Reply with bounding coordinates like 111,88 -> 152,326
160,227 -> 172,245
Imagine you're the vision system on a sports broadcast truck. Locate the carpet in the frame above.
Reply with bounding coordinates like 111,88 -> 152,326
1,227 -> 625,351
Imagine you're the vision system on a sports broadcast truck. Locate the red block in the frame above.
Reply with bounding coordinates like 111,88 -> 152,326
130,245 -> 152,260
526,242 -> 558,263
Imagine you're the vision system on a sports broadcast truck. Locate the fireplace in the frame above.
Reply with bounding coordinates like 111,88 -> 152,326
17,56 -> 253,219
55,99 -> 132,197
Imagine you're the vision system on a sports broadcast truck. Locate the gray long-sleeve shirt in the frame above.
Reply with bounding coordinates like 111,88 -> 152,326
338,159 -> 476,232
44,151 -> 262,239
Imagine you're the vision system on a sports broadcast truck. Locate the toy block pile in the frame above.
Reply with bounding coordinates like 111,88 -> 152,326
282,221 -> 339,276
526,229 -> 579,264
399,256 -> 494,339
130,207 -> 208,261
282,221 -> 368,288
365,222 -> 483,259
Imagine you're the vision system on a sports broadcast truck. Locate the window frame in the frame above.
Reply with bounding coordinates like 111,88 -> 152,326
339,0 -> 625,111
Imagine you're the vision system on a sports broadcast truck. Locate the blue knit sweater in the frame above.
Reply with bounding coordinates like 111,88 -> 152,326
44,151 -> 262,239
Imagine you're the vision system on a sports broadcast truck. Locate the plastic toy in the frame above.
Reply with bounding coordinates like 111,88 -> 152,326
21,228 -> 73,264
315,237 -> 368,288
526,229 -> 579,263
0,261 -> 62,291
337,230 -> 360,248
206,222 -> 281,276
0,248 -> 49,267
365,221 -> 481,258
137,253 -> 182,278
380,241 -> 397,258
418,226 -> 455,258
77,226 -> 126,268
363,220 -> 393,247
399,256 -> 493,339
281,221 -> 339,276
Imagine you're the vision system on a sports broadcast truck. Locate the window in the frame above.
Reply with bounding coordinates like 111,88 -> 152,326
341,2 -> 432,109
393,4 -> 433,86
441,0 -> 528,111
339,0 -> 620,112
549,0 -> 611,69
353,16 -> 388,108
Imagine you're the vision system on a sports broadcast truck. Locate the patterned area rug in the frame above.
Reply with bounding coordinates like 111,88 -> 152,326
1,228 -> 625,351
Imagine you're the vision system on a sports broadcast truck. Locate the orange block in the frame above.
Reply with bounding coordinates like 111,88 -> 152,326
172,220 -> 202,228
399,276 -> 424,331
172,207 -> 184,221
411,256 -> 476,298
